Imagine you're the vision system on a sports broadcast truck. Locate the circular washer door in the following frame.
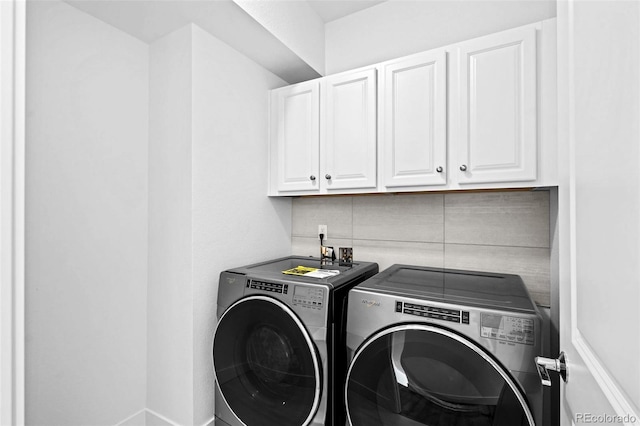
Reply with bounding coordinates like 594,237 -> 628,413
213,295 -> 321,426
345,324 -> 534,426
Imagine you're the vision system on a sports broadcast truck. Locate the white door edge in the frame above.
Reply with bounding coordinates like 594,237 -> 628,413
0,0 -> 26,424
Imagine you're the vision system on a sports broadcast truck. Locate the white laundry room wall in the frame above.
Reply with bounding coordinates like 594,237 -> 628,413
25,1 -> 149,424
26,1 -> 292,425
147,24 -> 195,426
148,23 -> 292,426
325,0 -> 556,74
190,24 -> 293,426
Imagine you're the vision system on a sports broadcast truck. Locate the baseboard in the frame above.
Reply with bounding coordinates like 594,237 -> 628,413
145,409 -> 179,426
115,409 -> 215,426
115,410 -> 147,426
200,416 -> 216,426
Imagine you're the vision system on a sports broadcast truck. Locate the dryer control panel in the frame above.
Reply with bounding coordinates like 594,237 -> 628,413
293,286 -> 325,310
480,313 -> 535,346
395,301 -> 470,324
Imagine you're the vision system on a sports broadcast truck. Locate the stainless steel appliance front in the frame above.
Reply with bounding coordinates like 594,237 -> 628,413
213,256 -> 378,426
344,265 -> 544,426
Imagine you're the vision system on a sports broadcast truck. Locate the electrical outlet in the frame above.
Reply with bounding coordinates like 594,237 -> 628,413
318,224 -> 328,240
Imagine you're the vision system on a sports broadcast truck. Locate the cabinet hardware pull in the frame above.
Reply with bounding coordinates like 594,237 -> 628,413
436,166 -> 443,173
325,174 -> 332,180
309,175 -> 316,181
459,165 -> 467,172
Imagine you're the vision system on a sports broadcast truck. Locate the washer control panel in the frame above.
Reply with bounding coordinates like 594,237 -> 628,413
247,279 -> 288,294
481,313 -> 534,346
293,286 -> 324,310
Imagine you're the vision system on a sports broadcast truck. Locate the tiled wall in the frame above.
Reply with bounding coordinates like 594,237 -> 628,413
292,190 -> 551,307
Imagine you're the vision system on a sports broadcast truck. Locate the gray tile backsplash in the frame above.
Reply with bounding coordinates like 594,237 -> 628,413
354,240 -> 445,270
292,196 -> 353,239
444,191 -> 550,248
292,236 -> 353,258
353,194 -> 444,242
444,244 -> 551,306
291,190 -> 552,307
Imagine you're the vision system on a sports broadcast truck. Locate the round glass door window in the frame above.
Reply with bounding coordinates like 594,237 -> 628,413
213,296 -> 321,426
345,324 -> 534,426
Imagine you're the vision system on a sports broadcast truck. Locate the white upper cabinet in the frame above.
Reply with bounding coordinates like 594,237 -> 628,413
454,26 -> 538,184
270,81 -> 320,193
268,19 -> 556,196
379,50 -> 447,188
269,68 -> 377,195
321,68 -> 377,191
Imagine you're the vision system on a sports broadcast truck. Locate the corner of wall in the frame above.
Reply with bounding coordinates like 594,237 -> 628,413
147,21 -> 196,426
114,410 -> 147,426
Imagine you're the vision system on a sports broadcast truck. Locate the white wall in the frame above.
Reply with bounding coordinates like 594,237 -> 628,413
325,0 -> 556,74
25,3 -> 293,423
191,25 -> 292,425
147,25 -> 195,426
148,23 -> 292,426
25,1 -> 148,424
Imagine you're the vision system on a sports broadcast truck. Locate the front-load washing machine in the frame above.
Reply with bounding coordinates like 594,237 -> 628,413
213,256 -> 378,426
345,264 -> 545,426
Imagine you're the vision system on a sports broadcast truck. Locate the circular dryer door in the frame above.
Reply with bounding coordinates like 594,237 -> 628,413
213,295 -> 321,426
345,324 -> 534,426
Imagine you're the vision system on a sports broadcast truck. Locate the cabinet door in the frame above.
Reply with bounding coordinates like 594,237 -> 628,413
321,69 -> 377,191
456,26 -> 537,184
272,81 -> 320,193
381,50 -> 447,188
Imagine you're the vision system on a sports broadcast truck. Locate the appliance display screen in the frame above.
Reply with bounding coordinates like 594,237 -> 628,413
481,313 -> 534,346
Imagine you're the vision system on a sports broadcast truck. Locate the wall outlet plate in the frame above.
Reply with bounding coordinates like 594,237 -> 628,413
318,224 -> 327,240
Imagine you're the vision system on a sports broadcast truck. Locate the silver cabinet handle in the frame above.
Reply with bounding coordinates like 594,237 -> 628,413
459,165 -> 467,172
309,175 -> 316,181
436,166 -> 443,173
535,352 -> 568,386
325,174 -> 332,180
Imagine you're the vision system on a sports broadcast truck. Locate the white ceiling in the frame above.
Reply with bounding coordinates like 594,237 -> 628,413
63,0 -> 387,83
307,0 -> 386,23
66,0 -> 386,43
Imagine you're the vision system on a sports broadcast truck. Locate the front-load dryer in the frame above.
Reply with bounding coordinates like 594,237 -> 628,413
345,264 -> 545,426
213,256 -> 378,426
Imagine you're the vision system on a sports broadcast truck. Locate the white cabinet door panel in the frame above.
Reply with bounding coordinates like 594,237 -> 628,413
457,26 -> 537,184
273,82 -> 319,193
322,69 -> 377,191
381,50 -> 447,188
